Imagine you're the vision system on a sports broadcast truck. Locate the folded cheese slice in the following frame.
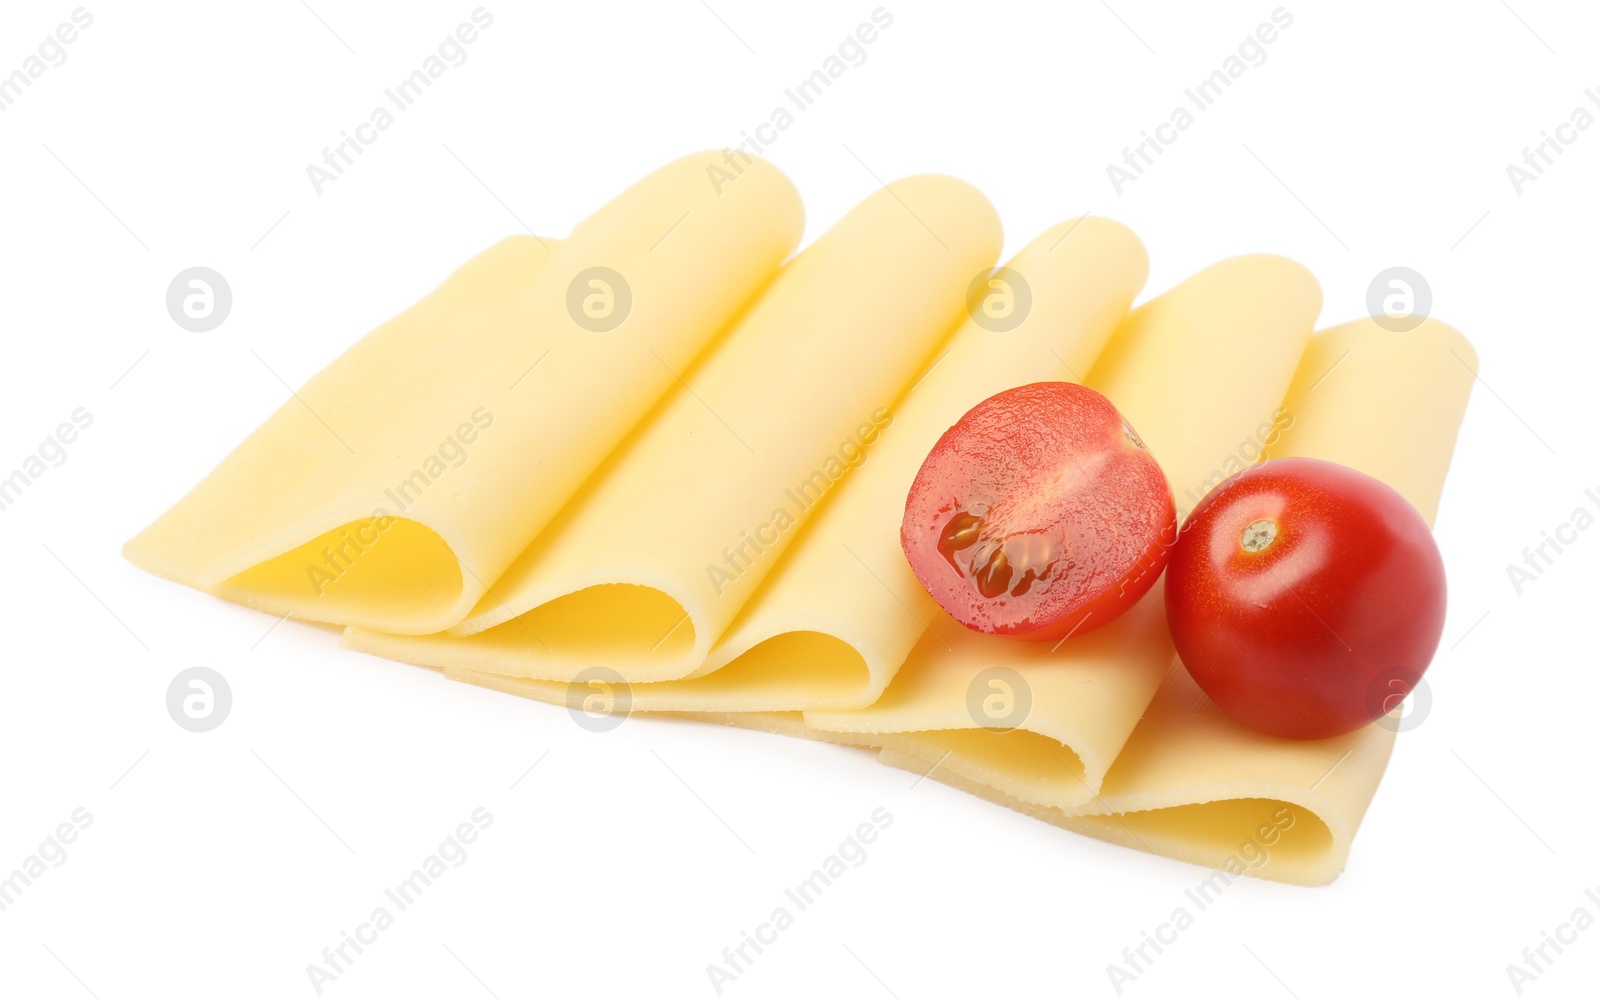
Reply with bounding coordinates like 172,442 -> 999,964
342,176 -> 1004,680
124,151 -> 805,634
432,217 -> 1150,711
877,317 -> 1476,885
802,255 -> 1322,807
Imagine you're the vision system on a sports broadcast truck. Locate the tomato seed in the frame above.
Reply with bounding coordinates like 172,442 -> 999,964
971,545 -> 1013,598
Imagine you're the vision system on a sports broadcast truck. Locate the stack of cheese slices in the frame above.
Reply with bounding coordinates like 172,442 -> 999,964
125,151 -> 1475,885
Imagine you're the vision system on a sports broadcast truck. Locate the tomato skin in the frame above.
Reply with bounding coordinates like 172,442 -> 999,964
901,382 -> 1176,642
1164,457 -> 1446,740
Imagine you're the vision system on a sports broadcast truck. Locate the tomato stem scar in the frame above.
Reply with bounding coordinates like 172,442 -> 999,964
1241,518 -> 1278,553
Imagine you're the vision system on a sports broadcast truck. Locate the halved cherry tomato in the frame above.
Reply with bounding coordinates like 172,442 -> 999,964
1164,457 -> 1446,739
901,382 -> 1176,641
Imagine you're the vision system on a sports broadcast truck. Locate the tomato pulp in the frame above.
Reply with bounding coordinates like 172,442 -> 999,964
1164,457 -> 1446,739
901,382 -> 1176,641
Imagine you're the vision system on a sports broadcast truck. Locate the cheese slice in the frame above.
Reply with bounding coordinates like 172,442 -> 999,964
342,176 -> 1004,680
876,317 -> 1476,884
434,217 -> 1150,711
802,255 -> 1322,808
122,139 -> 1478,884
124,151 -> 805,634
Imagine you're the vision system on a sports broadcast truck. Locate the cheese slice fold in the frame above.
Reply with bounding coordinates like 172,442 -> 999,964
433,217 -> 1150,711
124,151 -> 805,634
342,176 -> 1004,680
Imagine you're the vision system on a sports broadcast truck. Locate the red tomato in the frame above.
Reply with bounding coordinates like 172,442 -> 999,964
901,382 -> 1176,641
1164,457 -> 1446,739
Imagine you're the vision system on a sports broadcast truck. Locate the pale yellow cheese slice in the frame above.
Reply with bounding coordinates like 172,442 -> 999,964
124,151 -> 805,634
878,317 -> 1476,884
342,176 -> 1004,680
802,255 -> 1323,808
434,217 -> 1151,711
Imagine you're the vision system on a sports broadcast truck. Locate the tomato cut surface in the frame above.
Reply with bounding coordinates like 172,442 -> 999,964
901,382 -> 1176,641
1164,457 -> 1446,740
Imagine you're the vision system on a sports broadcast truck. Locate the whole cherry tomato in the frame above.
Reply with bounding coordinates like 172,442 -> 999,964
1164,456 -> 1446,739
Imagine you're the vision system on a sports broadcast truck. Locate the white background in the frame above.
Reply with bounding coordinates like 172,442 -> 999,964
1,1 -> 1596,997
